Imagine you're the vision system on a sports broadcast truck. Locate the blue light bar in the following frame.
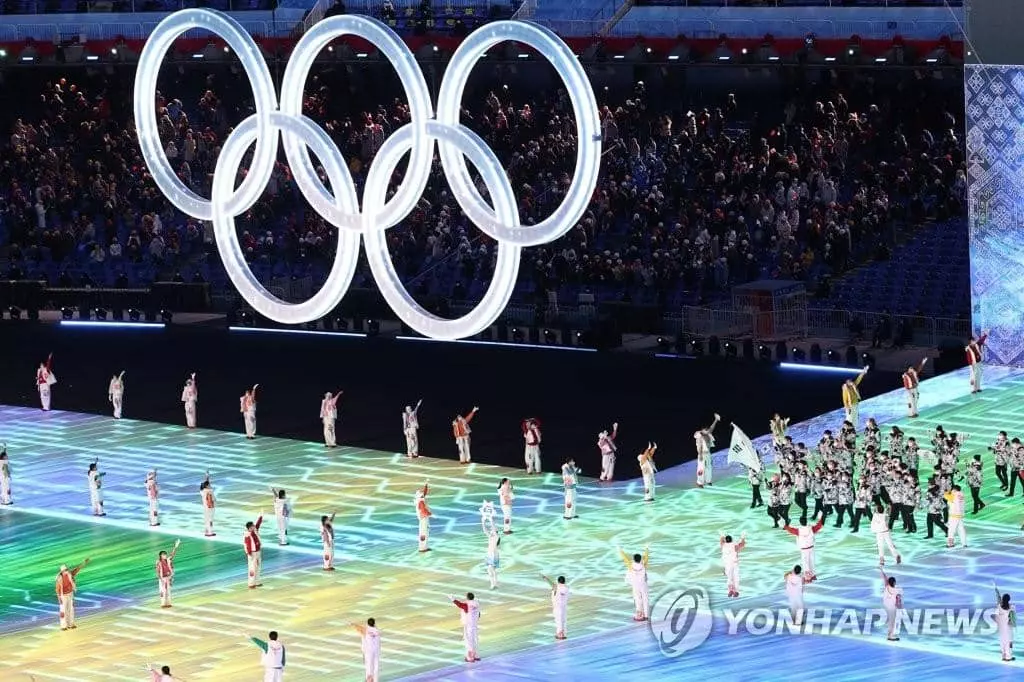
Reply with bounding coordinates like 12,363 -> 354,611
228,326 -> 367,338
60,320 -> 165,329
654,353 -> 696,360
779,362 -> 863,375
395,336 -> 597,352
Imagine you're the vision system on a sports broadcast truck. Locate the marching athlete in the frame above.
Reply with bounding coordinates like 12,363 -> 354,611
155,539 -> 181,608
145,469 -> 160,526
902,358 -> 927,418
784,514 -> 825,581
720,532 -> 747,598
453,407 -> 480,464
403,400 -> 422,458
182,373 -> 198,428
415,483 -> 432,552
36,353 -> 56,411
271,488 -> 291,545
944,485 -> 968,548
87,459 -> 106,516
55,558 -> 90,630
880,567 -> 904,642
241,385 -> 259,439
523,418 -> 542,474
448,592 -> 482,663
784,565 -> 811,626
562,459 -> 580,519
200,471 -> 216,536
322,512 -> 337,570
109,370 -> 125,419
695,413 -> 721,487
320,391 -> 342,448
352,618 -> 381,682
243,512 -> 264,588
967,331 -> 989,394
994,585 -> 1016,662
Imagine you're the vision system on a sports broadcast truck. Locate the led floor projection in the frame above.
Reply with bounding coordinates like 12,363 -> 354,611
1,367 -> 1023,680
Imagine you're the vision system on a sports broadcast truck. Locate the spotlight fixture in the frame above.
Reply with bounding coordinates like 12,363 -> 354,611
758,344 -> 771,361
512,326 -> 525,343
334,316 -> 349,331
826,349 -> 839,365
94,307 -> 108,321
160,309 -> 173,324
8,306 -> 21,320
543,329 -> 557,345
239,311 -> 254,327
792,347 -> 807,361
62,307 -> 74,320
128,308 -> 142,322
861,352 -> 876,370
657,336 -> 672,353
724,342 -> 738,358
690,339 -> 705,356
367,319 -> 380,337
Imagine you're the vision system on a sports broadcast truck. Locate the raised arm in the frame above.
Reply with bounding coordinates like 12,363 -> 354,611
708,413 -> 721,431
71,558 -> 91,577
332,391 -> 343,406
541,574 -> 555,590
641,546 -> 650,569
414,399 -> 422,414
169,539 -> 181,561
855,367 -> 868,386
46,353 -> 53,371
618,547 -> 632,569
250,636 -> 268,653
351,622 -> 367,636
917,358 -> 928,373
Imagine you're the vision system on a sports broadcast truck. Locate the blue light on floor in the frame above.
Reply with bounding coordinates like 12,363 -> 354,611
60,321 -> 165,329
228,326 -> 367,338
779,362 -> 864,375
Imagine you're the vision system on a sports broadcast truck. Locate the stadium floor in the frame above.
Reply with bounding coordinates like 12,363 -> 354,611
1,366 -> 1023,680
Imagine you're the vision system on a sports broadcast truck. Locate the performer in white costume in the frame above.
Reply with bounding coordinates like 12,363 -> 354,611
871,503 -> 902,566
0,446 -> 12,505
523,418 -> 542,474
480,501 -> 501,589
145,469 -> 160,526
619,547 -> 650,621
902,358 -> 927,418
783,514 -> 825,581
695,413 -> 721,487
415,483 -> 432,552
352,618 -> 381,682
994,586 -> 1016,662
250,631 -> 286,682
638,442 -> 658,502
452,407 -> 479,463
320,391 -> 342,448
200,471 -> 216,536
155,539 -> 181,608
55,558 -> 90,630
880,567 -> 904,641
598,422 -> 619,481
87,459 -> 106,516
562,459 -> 580,519
403,400 -> 422,458
543,575 -> 571,640
784,565 -> 811,626
181,373 -> 198,428
967,331 -> 989,394
321,512 -> 337,570
241,385 -> 259,439
108,370 -> 125,419
720,532 -> 747,598
448,592 -> 482,663
497,478 -> 515,534
271,488 -> 291,545
944,485 -> 967,548
243,512 -> 264,588
36,353 -> 56,411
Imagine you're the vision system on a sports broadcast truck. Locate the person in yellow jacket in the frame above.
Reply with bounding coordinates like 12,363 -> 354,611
841,367 -> 869,428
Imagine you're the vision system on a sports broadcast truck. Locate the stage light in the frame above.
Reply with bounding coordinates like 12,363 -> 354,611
780,362 -> 865,375
239,311 -> 254,327
62,307 -> 74,320
543,329 -> 557,345
160,309 -> 173,324
758,344 -> 771,361
305,321 -> 319,331
657,336 -> 672,353
94,308 -> 108,320
792,347 -> 806,361
862,352 -> 876,370
690,339 -> 704,356
724,341 -> 737,358
8,306 -> 21,320
827,349 -> 839,364
367,319 -> 381,337
335,316 -> 349,331
128,308 -> 141,322
512,327 -> 525,343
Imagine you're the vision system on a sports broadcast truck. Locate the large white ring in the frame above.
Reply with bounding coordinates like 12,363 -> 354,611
134,10 -> 602,339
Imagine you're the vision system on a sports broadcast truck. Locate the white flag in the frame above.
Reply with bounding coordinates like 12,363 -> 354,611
728,424 -> 761,472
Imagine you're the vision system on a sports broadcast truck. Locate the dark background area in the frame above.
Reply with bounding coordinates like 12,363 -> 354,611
0,323 -> 900,477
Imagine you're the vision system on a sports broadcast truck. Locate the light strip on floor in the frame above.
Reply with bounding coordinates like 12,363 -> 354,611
228,326 -> 367,338
60,320 -> 165,329
655,353 -> 696,360
395,336 -> 598,352
779,362 -> 864,375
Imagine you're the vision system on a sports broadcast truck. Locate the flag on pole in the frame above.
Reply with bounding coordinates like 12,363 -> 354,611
728,424 -> 761,472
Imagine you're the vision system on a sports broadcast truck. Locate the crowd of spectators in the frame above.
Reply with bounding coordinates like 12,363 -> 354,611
0,57 -> 965,317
